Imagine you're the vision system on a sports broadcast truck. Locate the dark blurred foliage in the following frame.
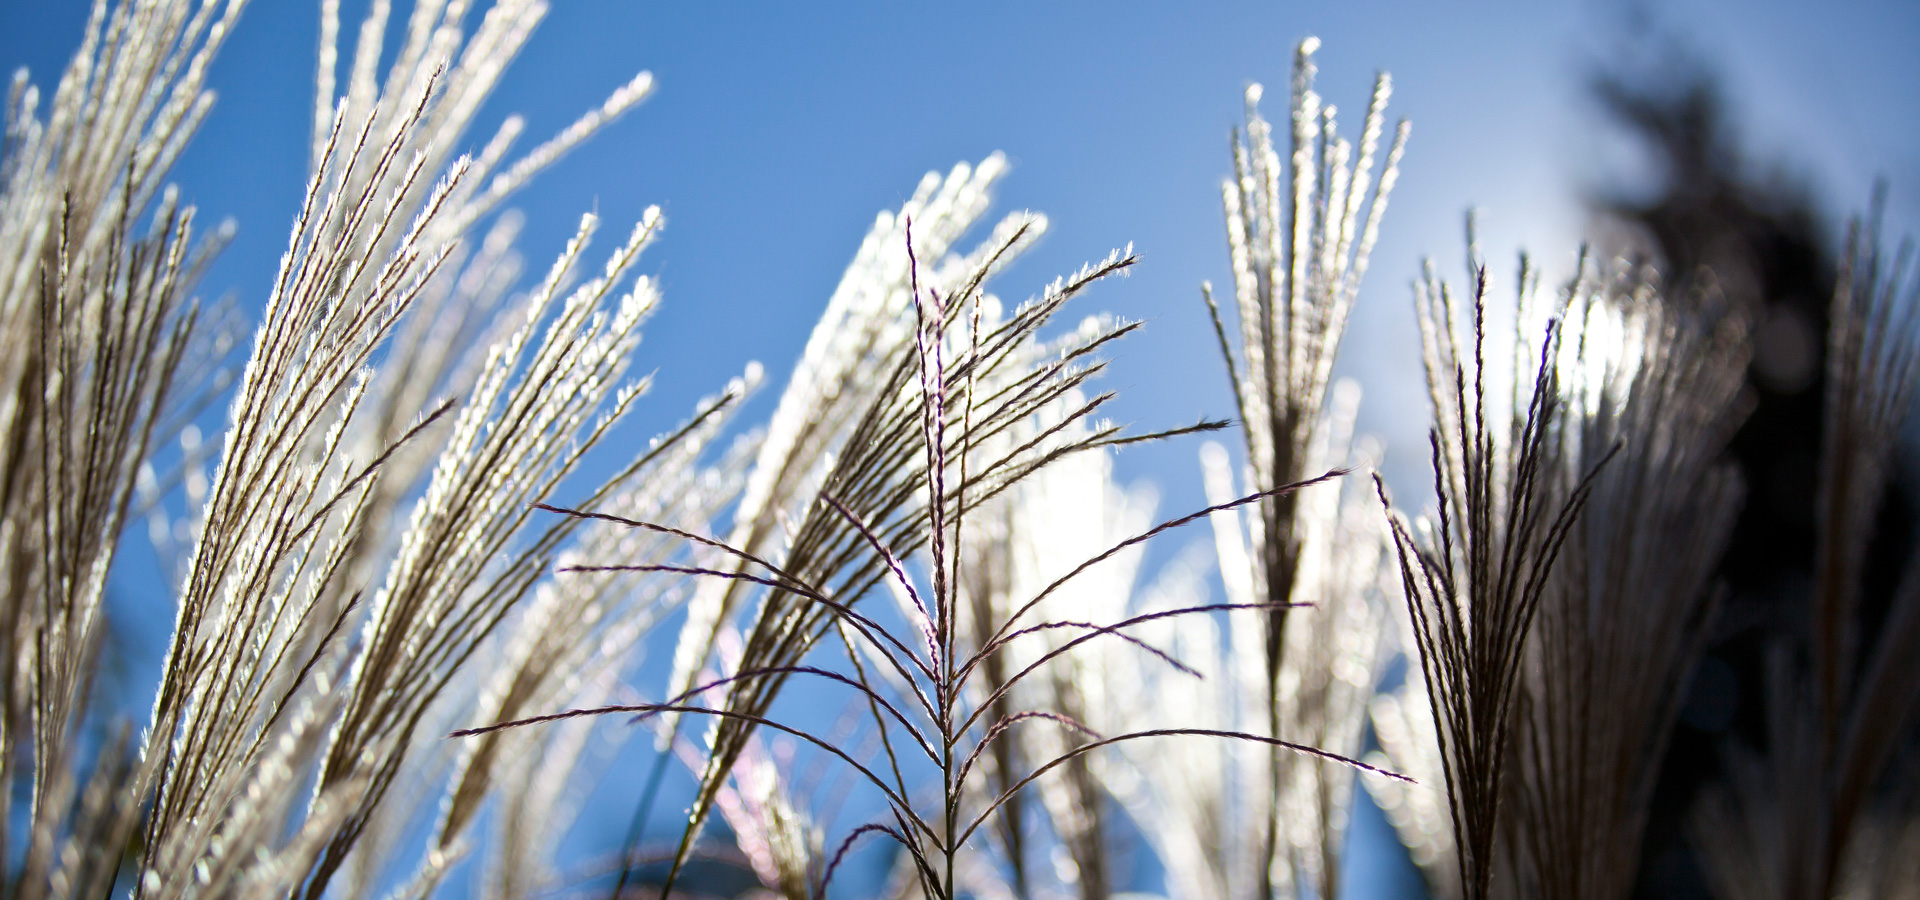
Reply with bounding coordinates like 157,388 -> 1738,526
1584,39 -> 1917,900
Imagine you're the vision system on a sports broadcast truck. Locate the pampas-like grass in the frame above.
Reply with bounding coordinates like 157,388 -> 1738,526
1504,258 -> 1751,900
1,0 -> 710,895
1690,204 -> 1920,900
458,178 -> 1410,899
1374,234 -> 1616,900
2,2 -> 241,890
9,6 -> 1401,892
9,3 -> 1918,898
1197,36 -> 1408,899
954,356 -> 1179,899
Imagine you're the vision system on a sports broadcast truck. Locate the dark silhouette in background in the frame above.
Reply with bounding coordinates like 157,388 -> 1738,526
1586,41 -> 1918,900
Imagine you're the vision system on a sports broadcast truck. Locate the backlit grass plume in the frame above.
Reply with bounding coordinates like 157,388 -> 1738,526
10,3 -> 1918,898
456,178 -> 1410,899
0,1 -> 242,890
1198,36 -> 1407,900
1503,258 -> 1751,900
0,0 -> 703,894
1374,233 -> 1614,900
954,359 -> 1177,899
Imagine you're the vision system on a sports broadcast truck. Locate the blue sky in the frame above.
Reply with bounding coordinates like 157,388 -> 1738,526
3,1 -> 1917,895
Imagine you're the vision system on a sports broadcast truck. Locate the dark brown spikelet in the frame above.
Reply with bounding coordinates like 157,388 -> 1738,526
1377,242 -> 1614,900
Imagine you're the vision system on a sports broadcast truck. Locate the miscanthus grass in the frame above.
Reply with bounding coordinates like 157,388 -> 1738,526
2,0 -> 704,894
1689,205 -> 1920,900
1192,37 -> 1407,900
5,2 -> 1918,899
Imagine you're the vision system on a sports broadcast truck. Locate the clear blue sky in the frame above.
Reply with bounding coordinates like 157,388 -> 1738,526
4,1 -> 1916,896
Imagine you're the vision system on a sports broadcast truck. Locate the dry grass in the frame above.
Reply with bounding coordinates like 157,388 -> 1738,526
2,1 -> 698,895
1374,236 -> 1614,900
1504,258 -> 1750,900
458,210 -> 1404,898
1177,36 -> 1409,900
1691,205 -> 1920,900
5,3 -> 1917,899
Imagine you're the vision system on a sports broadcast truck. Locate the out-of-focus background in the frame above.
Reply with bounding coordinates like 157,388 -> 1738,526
3,1 -> 1915,896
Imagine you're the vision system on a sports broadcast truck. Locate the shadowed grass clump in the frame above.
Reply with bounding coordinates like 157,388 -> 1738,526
1506,257 -> 1750,900
1374,235 -> 1614,900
